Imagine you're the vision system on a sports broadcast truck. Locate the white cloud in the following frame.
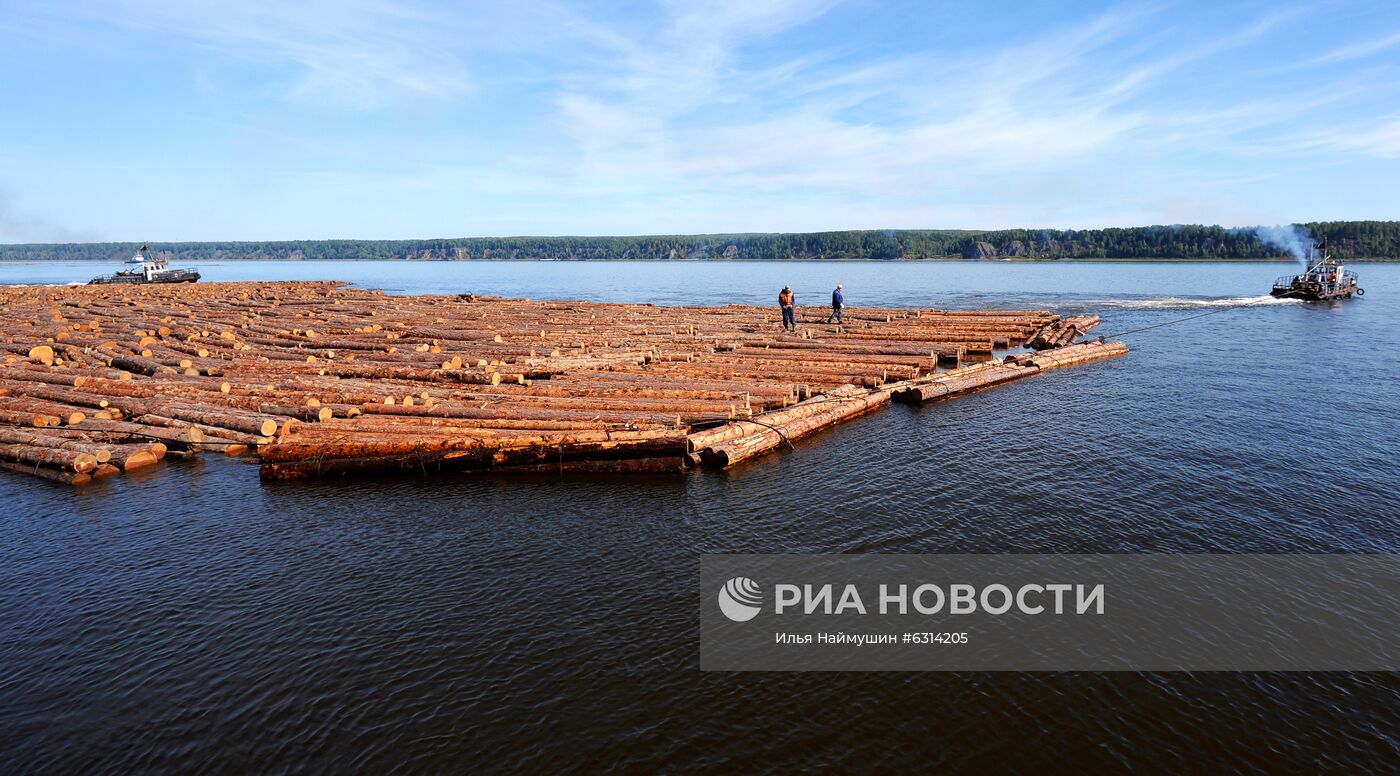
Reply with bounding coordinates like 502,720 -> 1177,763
513,1 -> 1400,232
1309,30 -> 1400,65
540,5 -> 1173,213
1296,117 -> 1400,159
85,0 -> 476,103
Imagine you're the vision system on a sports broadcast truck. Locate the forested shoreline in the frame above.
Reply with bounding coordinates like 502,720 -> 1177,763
4,222 -> 1399,261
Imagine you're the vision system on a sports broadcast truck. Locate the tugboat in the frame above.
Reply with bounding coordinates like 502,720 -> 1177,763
90,245 -> 200,285
1270,240 -> 1362,301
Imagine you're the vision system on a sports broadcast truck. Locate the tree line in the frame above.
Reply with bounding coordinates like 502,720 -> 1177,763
4,221 -> 1398,261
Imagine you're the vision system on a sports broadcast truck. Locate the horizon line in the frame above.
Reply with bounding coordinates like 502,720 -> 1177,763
2,220 -> 1391,246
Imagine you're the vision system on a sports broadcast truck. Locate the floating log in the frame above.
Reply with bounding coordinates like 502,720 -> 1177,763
1030,315 -> 1102,350
891,363 -> 1039,403
0,408 -> 59,427
686,385 -> 866,452
0,460 -> 91,485
1008,340 -> 1129,370
104,442 -> 165,471
696,390 -> 891,469
0,396 -> 87,425
143,404 -> 282,437
261,428 -> 678,463
0,428 -> 112,462
0,443 -> 98,473
72,418 -> 205,448
135,414 -> 267,446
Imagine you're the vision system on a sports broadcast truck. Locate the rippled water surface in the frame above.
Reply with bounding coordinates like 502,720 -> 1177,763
1,261 -> 1398,771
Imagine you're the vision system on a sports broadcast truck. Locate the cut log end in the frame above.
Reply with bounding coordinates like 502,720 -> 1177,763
28,345 -> 55,365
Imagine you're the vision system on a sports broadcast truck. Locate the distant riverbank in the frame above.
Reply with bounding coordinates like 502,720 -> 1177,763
5,256 -> 1399,264
4,221 -> 1399,262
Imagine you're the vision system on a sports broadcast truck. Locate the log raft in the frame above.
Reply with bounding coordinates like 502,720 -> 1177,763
0,282 -> 1127,482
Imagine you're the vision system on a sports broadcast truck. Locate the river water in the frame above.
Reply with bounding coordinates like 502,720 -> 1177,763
1,260 -> 1397,771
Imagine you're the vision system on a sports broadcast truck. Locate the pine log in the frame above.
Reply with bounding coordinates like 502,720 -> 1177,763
1011,341 -> 1129,370
72,418 -> 205,447
685,386 -> 865,451
696,391 -> 891,468
0,408 -> 58,427
104,442 -> 164,471
891,364 -> 1038,403
0,443 -> 98,473
135,414 -> 267,446
0,460 -> 92,485
0,428 -> 113,462
0,397 -> 87,425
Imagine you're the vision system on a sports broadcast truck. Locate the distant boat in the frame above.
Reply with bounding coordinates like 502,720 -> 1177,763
126,244 -> 151,264
1270,241 -> 1363,301
91,245 -> 200,285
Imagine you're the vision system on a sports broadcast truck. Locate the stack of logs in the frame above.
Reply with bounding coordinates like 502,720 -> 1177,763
1030,315 -> 1102,350
0,281 -> 1126,483
1005,340 -> 1130,371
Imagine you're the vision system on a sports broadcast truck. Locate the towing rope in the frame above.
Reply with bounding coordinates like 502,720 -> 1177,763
725,417 -> 796,451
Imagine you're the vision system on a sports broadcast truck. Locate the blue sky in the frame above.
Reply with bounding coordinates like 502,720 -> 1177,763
2,0 -> 1398,241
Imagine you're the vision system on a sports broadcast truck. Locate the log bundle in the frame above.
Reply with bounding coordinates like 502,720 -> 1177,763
0,281 -> 1124,482
1006,340 -> 1130,370
890,361 -> 1039,404
1030,315 -> 1102,350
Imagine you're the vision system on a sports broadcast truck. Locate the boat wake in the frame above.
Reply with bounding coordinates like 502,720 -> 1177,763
1097,295 -> 1302,310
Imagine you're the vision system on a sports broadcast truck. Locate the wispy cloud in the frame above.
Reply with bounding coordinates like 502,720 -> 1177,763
495,1 -> 1400,231
81,0 -> 476,103
1293,116 -> 1400,158
536,4 -> 1288,219
1098,5 -> 1309,98
1309,29 -> 1400,64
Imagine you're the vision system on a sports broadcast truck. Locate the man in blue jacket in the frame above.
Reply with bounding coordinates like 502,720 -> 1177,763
827,284 -> 845,324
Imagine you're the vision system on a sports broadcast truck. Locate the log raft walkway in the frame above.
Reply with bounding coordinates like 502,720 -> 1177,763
0,281 -> 1127,484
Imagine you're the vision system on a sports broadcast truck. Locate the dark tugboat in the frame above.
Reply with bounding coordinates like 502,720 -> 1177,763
89,245 -> 200,285
1271,240 -> 1362,301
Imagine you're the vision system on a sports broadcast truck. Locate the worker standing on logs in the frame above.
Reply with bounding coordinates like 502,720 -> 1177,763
778,286 -> 796,332
827,284 -> 845,324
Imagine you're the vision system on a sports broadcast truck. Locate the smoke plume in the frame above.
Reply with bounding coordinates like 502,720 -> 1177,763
0,193 -> 98,244
1250,224 -> 1314,263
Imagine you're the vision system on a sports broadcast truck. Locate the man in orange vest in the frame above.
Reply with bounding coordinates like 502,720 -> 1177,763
778,286 -> 796,332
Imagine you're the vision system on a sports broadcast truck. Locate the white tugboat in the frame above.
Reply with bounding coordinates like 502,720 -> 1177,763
90,245 -> 200,285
